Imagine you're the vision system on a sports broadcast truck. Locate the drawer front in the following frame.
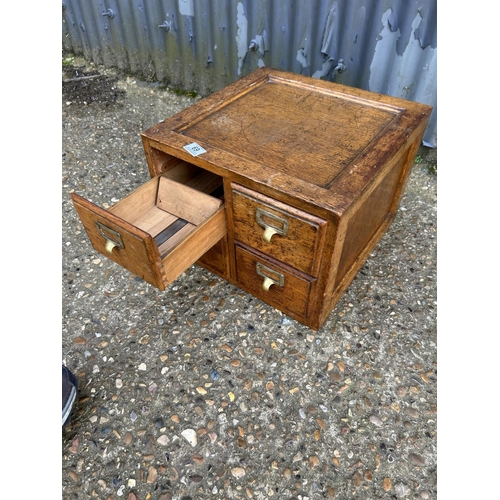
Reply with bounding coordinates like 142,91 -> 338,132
72,193 -> 165,289
235,245 -> 313,320
231,184 -> 326,276
161,206 -> 226,286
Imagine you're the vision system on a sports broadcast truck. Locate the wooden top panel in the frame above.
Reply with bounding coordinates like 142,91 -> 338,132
142,68 -> 432,214
182,79 -> 399,188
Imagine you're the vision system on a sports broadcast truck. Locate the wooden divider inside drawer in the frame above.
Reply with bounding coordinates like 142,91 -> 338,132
71,174 -> 226,290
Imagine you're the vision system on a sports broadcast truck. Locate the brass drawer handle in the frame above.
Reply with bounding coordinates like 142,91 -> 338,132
256,262 -> 284,292
95,221 -> 124,254
256,207 -> 288,243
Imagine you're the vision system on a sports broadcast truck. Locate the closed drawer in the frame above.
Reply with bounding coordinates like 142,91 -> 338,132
235,245 -> 314,321
231,184 -> 327,277
72,167 -> 226,290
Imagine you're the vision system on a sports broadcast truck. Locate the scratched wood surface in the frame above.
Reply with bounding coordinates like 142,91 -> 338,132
183,80 -> 399,189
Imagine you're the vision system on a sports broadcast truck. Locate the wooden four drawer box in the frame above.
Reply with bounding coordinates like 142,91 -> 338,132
71,68 -> 432,330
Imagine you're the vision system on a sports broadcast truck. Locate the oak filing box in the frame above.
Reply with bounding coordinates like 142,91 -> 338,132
71,68 -> 432,331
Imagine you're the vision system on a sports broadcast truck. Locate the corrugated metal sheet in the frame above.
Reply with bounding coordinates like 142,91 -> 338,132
62,0 -> 437,146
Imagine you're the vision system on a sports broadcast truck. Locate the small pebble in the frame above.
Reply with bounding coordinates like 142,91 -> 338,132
231,467 -> 246,478
147,466 -> 158,483
406,407 -> 419,419
383,477 -> 392,491
181,429 -> 198,447
408,453 -> 425,466
395,482 -> 410,497
69,437 -> 79,454
157,435 -> 169,445
352,471 -> 362,487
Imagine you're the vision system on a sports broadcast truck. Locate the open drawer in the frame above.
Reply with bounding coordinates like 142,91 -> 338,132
71,164 -> 226,290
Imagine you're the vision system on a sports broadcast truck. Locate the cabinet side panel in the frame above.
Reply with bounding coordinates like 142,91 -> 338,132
197,235 -> 230,278
334,156 -> 406,287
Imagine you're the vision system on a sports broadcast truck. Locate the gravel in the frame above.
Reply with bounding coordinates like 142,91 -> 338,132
62,57 -> 437,500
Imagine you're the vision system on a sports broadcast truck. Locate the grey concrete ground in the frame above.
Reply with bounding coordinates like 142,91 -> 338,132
62,57 -> 437,500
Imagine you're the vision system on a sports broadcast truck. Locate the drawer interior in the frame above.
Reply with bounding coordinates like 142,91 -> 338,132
110,164 -> 223,258
161,158 -> 224,200
146,146 -> 225,202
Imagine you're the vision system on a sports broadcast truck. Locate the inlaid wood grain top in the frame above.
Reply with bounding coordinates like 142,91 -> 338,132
183,79 -> 399,189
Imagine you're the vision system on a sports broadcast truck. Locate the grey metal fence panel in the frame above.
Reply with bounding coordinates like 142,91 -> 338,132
62,0 -> 437,146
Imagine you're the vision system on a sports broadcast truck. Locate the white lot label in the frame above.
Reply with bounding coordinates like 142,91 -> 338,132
183,142 -> 207,156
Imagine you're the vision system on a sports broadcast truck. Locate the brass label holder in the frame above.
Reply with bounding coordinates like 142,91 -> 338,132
95,221 -> 125,254
256,207 -> 289,243
256,262 -> 285,291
